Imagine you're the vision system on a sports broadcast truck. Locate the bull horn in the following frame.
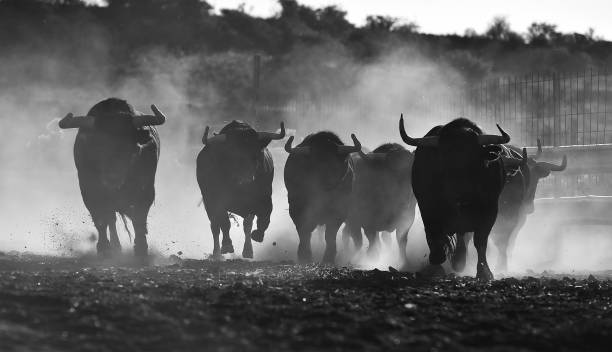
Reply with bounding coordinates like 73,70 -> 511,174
477,124 -> 510,145
132,104 -> 167,128
257,122 -> 286,140
202,126 -> 227,145
337,134 -> 362,154
359,151 -> 387,162
531,138 -> 543,159
537,155 -> 567,172
284,136 -> 310,155
58,113 -> 95,129
399,114 -> 439,147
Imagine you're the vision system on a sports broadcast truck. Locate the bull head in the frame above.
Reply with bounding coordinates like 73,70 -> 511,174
202,122 -> 285,146
284,134 -> 362,155
58,105 -> 167,129
399,114 -> 510,147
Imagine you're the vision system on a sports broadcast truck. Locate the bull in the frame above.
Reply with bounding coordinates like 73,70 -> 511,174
284,132 -> 361,263
197,120 -> 285,259
58,97 -> 166,257
342,142 -> 417,268
399,115 -> 521,280
489,141 -> 567,271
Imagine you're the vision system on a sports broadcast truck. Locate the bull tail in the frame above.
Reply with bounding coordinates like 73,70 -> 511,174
444,233 -> 457,260
118,212 -> 133,244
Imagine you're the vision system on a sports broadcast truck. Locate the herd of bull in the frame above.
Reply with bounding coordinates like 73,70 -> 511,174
58,98 -> 568,280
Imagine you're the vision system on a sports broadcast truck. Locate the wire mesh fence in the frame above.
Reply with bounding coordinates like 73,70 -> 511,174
443,69 -> 612,147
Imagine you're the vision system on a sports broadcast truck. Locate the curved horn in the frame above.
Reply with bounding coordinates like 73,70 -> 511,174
359,151 -> 387,162
399,114 -> 439,147
337,134 -> 362,154
132,104 -> 167,128
202,126 -> 226,145
533,139 -> 543,159
537,155 -> 567,172
284,136 -> 310,155
58,113 -> 95,129
257,122 -> 286,140
477,124 -> 510,145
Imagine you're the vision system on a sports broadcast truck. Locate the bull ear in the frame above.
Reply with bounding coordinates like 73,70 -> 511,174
58,113 -> 95,129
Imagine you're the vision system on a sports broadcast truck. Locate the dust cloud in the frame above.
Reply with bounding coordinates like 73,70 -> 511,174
0,28 -> 609,276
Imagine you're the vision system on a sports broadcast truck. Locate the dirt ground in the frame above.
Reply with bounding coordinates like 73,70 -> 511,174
0,253 -> 611,352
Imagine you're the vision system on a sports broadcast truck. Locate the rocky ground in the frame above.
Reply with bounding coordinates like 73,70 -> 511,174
0,253 -> 611,351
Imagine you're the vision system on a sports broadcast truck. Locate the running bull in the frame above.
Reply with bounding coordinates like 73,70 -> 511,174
58,97 -> 166,257
197,120 -> 285,258
342,142 -> 417,268
284,131 -> 361,263
400,116 -> 520,280
489,140 -> 567,271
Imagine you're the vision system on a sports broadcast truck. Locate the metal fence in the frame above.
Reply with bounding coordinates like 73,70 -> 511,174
443,69 -> 612,147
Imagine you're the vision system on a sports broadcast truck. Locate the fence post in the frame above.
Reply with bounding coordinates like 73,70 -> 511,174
252,54 -> 261,121
553,72 -> 560,146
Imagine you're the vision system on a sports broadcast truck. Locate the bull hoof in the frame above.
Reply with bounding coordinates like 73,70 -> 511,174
134,236 -> 148,258
134,245 -> 148,258
242,246 -> 254,259
476,263 -> 494,281
97,241 -> 111,258
417,264 -> 446,279
250,229 -> 264,243
110,243 -> 122,256
221,240 -> 234,254
322,251 -> 336,264
211,248 -> 223,260
297,250 -> 313,264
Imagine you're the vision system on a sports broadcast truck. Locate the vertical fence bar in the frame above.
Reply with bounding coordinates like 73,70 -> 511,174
605,69 -> 608,143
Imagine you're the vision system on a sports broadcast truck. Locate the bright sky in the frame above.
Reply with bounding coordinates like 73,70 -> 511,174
206,0 -> 612,40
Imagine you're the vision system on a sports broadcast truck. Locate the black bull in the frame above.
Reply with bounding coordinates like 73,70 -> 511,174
481,142 -> 567,271
284,131 -> 361,263
196,120 -> 285,259
58,98 -> 166,257
400,116 -> 524,280
342,143 -> 417,267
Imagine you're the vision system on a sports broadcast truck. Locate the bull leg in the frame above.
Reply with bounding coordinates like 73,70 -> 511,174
251,197 -> 272,243
297,222 -> 316,264
418,226 -> 447,278
322,220 -> 342,264
242,215 -> 254,259
492,229 -> 511,273
396,207 -> 415,269
131,210 -> 149,259
92,213 -> 111,258
364,228 -> 380,260
220,213 -> 234,254
473,227 -> 494,281
108,212 -> 122,255
210,219 -> 222,259
451,232 -> 469,273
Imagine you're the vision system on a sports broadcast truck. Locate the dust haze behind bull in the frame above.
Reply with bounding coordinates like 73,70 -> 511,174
0,22 -> 610,275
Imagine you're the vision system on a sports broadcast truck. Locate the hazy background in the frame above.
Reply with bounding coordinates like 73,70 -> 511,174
1,0 -> 611,274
